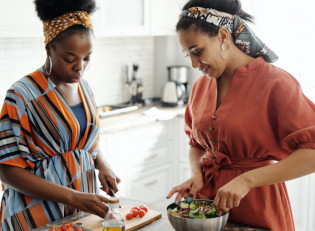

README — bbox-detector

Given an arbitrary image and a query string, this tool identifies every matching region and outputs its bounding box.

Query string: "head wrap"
[180,7,278,63]
[43,11,93,45]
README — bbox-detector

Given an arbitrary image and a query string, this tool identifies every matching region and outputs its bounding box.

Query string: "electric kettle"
[161,66,189,107]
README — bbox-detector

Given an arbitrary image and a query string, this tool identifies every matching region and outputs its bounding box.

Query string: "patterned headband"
[43,11,93,45]
[180,7,278,63]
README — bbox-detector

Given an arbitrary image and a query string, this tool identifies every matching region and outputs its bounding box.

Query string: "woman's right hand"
[69,191,109,218]
[166,174,204,202]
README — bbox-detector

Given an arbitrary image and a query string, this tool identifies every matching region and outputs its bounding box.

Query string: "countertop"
[99,104,186,133]
[34,197,269,231]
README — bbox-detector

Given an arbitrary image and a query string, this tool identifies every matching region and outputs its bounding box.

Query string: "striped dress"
[0,70,100,230]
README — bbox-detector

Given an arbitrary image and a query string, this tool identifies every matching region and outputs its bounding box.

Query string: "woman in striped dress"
[0,0,120,230]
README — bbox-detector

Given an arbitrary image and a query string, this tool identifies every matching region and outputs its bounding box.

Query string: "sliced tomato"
[60,223,71,231]
[139,205,148,213]
[130,208,139,217]
[126,212,133,220]
[75,228,84,231]
[131,206,139,211]
[139,209,146,217]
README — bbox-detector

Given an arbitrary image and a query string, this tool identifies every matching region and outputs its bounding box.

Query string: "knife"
[100,182,115,197]
[107,182,115,197]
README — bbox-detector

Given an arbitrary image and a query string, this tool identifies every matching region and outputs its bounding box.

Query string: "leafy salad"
[168,200,221,219]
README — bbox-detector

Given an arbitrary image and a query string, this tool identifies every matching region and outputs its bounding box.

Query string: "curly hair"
[34,0,96,21]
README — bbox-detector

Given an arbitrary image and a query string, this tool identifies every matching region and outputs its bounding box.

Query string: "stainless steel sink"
[98,104,139,118]
[98,98,161,118]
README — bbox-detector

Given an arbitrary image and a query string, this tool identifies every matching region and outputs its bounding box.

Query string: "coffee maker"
[161,66,189,107]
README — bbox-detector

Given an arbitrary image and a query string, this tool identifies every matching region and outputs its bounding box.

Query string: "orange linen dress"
[185,57,315,230]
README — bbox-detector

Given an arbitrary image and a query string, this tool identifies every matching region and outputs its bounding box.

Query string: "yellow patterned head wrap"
[43,11,93,45]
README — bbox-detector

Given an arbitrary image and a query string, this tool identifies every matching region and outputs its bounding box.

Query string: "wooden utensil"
[74,204,162,231]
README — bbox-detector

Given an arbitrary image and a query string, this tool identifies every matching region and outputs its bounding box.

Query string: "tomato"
[55,228,62,231]
[75,228,84,231]
[49,228,56,231]
[68,223,74,228]
[131,206,139,211]
[139,205,148,213]
[67,228,74,231]
[139,209,146,217]
[130,209,139,217]
[61,223,71,231]
[126,212,133,220]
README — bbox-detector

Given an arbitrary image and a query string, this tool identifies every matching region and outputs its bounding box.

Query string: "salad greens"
[168,200,220,219]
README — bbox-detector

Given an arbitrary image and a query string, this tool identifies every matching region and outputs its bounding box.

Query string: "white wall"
[0,36,156,107]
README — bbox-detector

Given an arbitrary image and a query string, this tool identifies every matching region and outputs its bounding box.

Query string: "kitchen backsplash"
[0,36,155,107]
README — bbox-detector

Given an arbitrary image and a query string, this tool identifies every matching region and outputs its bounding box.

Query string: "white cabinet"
[100,120,175,203]
[95,0,150,36]
[0,0,187,38]
[150,0,183,36]
[0,0,42,37]
[130,164,172,202]
[174,117,190,185]
[286,174,315,231]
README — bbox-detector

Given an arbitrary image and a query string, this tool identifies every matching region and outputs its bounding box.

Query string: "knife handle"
[108,182,115,197]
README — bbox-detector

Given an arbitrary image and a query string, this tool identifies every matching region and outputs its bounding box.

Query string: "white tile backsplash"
[0,36,155,107]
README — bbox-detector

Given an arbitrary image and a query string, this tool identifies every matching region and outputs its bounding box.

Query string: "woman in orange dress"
[0,0,120,230]
[167,1,315,230]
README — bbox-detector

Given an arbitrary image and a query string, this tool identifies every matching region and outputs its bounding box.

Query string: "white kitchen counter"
[99,104,186,133]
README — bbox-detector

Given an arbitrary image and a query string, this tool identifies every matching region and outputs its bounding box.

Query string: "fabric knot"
[202,151,273,185]
[179,7,278,63]
[43,11,93,45]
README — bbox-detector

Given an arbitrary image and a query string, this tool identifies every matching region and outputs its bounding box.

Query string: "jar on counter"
[103,197,125,231]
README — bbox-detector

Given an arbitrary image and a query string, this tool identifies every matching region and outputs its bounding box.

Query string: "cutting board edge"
[126,213,162,231]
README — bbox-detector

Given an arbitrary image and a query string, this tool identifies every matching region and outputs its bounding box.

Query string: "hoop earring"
[220,43,229,60]
[45,56,52,76]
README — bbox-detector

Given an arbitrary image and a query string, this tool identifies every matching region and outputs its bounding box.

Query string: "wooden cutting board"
[74,204,162,231]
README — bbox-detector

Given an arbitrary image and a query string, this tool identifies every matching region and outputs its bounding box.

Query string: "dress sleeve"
[0,86,31,168]
[268,73,315,153]
[184,87,206,151]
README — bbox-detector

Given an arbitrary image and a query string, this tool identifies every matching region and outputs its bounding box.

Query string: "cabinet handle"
[144,180,158,187]
[144,154,158,161]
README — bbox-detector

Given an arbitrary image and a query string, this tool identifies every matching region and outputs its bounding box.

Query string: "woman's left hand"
[98,164,121,194]
[95,147,121,195]
[213,175,252,214]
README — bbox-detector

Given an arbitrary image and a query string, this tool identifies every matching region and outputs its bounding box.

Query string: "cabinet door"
[178,163,190,184]
[150,0,182,36]
[176,117,190,162]
[150,0,189,36]
[286,174,315,231]
[129,164,172,203]
[103,130,132,198]
[130,120,173,154]
[131,141,172,169]
[97,0,150,36]
[0,0,42,37]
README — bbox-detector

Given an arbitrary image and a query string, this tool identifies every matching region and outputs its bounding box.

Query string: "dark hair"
[176,0,254,37]
[34,0,97,48]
